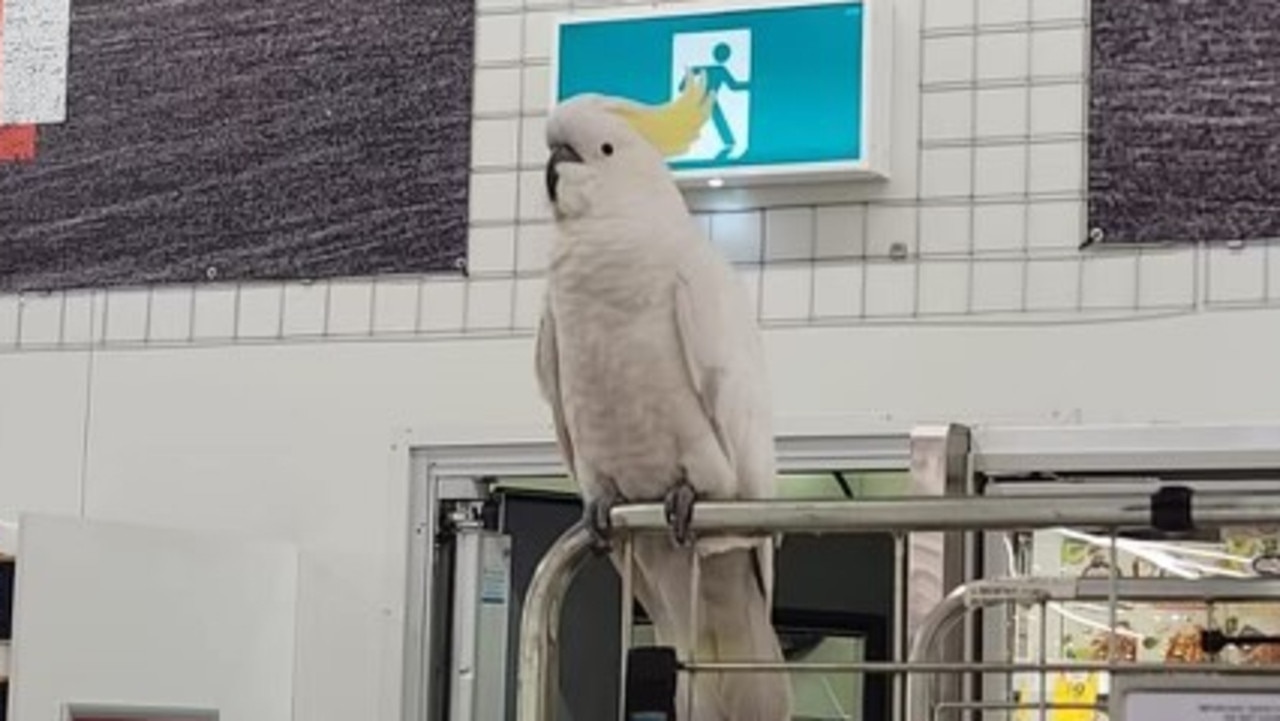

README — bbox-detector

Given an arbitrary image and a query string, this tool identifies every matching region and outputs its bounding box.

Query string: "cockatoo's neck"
[549,197,701,274]
[592,178,687,220]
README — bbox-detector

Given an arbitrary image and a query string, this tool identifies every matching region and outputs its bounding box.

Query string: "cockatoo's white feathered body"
[535,76,791,721]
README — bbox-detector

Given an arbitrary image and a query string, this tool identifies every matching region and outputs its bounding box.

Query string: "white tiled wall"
[1,0,1277,353]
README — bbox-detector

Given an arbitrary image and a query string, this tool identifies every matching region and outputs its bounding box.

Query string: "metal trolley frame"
[514,423,1280,721]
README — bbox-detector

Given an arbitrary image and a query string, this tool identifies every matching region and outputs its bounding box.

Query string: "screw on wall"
[1080,227,1105,250]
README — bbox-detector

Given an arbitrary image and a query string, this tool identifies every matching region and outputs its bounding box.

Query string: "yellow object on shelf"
[1049,672,1100,721]
[1014,672,1101,721]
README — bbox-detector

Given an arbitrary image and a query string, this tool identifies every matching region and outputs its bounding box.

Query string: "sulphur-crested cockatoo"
[535,72,791,721]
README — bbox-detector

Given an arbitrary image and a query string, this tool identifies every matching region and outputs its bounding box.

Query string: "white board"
[1113,675,1280,721]
[1,0,72,123]
[9,513,298,721]
[1126,690,1280,721]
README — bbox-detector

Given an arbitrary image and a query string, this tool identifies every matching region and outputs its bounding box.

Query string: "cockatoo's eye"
[601,143,614,157]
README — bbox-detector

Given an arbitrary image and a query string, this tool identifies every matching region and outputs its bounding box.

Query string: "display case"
[983,481,1280,721]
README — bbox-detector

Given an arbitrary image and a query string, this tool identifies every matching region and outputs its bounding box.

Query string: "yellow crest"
[609,70,713,157]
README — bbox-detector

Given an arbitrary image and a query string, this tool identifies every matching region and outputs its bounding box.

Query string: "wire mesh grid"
[1,0,1279,354]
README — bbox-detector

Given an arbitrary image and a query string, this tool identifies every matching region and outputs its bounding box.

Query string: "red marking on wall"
[0,0,40,163]
[0,125,37,161]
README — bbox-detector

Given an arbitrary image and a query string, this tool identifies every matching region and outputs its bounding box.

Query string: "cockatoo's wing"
[535,300,577,479]
[672,239,780,617]
[672,244,777,505]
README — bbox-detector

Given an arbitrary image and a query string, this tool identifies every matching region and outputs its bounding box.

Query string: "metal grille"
[516,493,1280,721]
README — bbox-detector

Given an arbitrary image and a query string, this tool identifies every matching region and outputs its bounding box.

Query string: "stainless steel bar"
[1206,599,1220,663]
[606,495,1280,535]
[516,523,593,721]
[932,699,1103,721]
[937,701,1103,711]
[1036,600,1047,721]
[893,533,908,721]
[678,660,1280,674]
[617,537,634,721]
[686,549,701,720]
[1107,529,1119,665]
[977,577,1280,603]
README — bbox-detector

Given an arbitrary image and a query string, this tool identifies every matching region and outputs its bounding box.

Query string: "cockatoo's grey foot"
[663,479,698,547]
[584,494,619,555]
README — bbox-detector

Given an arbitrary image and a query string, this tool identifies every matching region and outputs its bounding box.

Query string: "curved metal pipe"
[516,522,594,721]
[907,586,969,666]
[905,584,971,720]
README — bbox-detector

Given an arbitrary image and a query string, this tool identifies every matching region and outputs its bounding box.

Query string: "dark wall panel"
[0,0,473,292]
[1088,0,1280,244]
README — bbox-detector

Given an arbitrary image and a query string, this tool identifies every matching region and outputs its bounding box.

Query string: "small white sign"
[1127,691,1280,721]
[479,535,510,605]
[1114,676,1280,721]
[1,0,72,124]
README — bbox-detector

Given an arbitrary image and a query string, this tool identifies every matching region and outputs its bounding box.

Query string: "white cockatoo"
[535,72,792,721]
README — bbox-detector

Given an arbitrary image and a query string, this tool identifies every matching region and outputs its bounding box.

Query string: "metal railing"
[515,492,1280,721]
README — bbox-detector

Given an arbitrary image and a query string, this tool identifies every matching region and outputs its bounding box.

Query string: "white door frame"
[381,428,923,721]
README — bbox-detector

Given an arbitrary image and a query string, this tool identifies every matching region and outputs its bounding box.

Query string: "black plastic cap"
[1151,485,1194,533]
[624,646,679,719]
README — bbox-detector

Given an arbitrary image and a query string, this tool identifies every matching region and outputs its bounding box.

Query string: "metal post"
[892,533,908,721]
[908,424,972,719]
[907,425,972,639]
[618,538,635,721]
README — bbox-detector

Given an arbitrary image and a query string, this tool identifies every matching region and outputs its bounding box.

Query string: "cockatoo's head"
[544,71,712,220]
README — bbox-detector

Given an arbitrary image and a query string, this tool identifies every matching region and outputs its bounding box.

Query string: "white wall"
[4,307,1280,720]
[11,513,297,721]
[0,0,1276,719]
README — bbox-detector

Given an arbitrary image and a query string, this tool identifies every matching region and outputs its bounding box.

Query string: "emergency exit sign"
[550,0,893,186]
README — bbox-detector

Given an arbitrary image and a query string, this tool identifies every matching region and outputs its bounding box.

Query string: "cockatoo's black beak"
[545,144,583,203]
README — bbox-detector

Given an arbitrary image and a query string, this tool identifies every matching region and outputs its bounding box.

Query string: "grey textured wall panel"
[1088,0,1280,244]
[0,0,473,292]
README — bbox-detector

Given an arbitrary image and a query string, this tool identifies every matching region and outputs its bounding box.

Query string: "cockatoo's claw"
[664,481,698,547]
[584,496,615,555]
